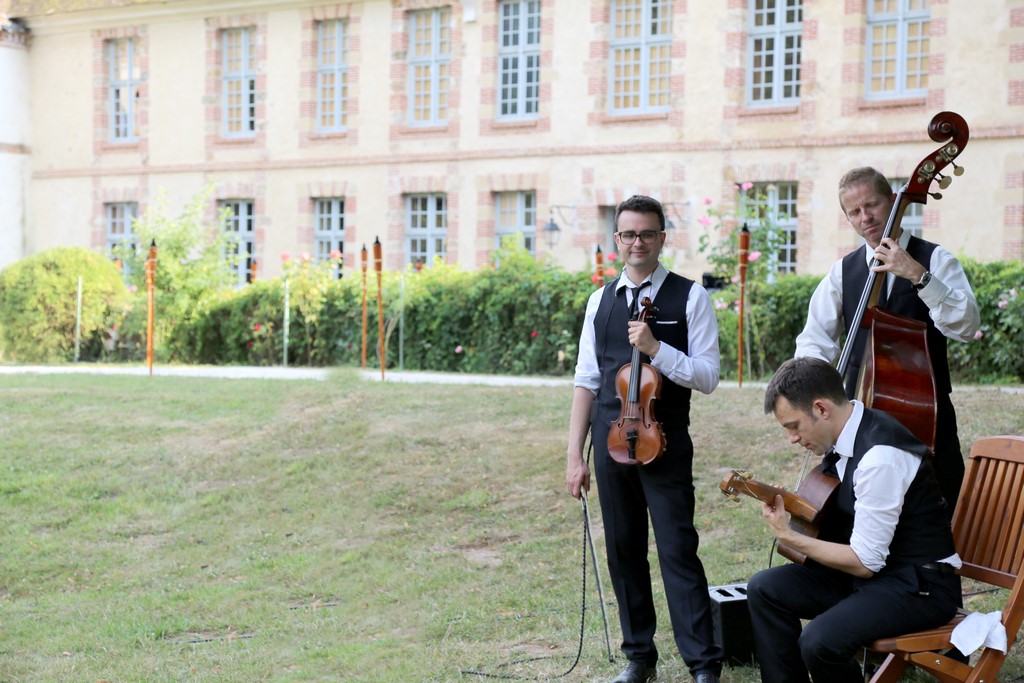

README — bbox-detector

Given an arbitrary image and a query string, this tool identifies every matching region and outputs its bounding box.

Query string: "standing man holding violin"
[795,167,980,518]
[565,195,723,683]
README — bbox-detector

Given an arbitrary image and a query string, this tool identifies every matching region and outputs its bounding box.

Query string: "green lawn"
[1,371,1022,682]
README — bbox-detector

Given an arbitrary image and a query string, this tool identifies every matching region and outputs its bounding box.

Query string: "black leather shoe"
[693,673,720,683]
[611,660,656,683]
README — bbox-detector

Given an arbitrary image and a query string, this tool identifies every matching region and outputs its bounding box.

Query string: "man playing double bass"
[795,167,980,518]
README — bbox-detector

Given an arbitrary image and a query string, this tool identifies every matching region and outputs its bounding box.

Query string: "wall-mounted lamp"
[543,204,577,249]
[543,216,561,248]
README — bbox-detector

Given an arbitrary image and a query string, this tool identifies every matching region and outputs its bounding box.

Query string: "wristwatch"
[913,271,932,291]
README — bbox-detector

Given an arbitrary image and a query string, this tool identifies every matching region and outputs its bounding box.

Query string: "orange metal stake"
[738,224,750,387]
[374,238,384,381]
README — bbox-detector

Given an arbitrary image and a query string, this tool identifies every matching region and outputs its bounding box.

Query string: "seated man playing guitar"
[747,357,961,683]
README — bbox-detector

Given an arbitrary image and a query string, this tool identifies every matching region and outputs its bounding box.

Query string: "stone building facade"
[2,0,1022,282]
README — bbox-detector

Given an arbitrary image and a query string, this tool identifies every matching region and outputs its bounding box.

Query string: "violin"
[836,111,969,452]
[608,297,667,465]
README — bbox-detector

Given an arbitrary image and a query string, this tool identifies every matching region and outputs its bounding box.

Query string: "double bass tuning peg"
[951,161,965,176]
[937,174,952,190]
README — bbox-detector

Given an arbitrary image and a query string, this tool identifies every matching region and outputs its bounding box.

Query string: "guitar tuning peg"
[930,191,943,200]
[938,175,952,189]
[952,162,965,176]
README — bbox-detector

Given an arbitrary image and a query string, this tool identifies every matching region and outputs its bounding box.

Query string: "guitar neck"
[721,475,819,523]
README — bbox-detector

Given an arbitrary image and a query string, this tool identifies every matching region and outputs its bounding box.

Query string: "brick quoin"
[1011,81,1024,106]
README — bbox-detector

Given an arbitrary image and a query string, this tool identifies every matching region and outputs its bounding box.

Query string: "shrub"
[711,274,820,380]
[115,188,236,362]
[949,259,1024,383]
[0,247,128,362]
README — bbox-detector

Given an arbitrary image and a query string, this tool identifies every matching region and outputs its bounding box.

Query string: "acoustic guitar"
[719,464,840,565]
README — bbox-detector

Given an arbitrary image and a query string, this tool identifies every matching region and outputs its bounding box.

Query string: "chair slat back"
[953,436,1024,589]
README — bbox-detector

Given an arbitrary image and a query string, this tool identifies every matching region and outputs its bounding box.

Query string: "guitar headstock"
[719,469,754,501]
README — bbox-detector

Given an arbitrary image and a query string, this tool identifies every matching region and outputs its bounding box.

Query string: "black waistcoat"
[826,408,955,566]
[841,236,951,397]
[592,273,693,429]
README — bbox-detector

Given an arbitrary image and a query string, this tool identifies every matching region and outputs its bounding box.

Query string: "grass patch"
[1,371,1022,681]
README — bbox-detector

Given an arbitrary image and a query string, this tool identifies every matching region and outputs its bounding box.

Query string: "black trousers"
[934,394,965,520]
[591,422,723,676]
[746,561,961,683]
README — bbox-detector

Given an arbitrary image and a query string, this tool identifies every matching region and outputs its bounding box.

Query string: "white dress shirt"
[833,401,961,573]
[795,231,980,363]
[573,263,720,395]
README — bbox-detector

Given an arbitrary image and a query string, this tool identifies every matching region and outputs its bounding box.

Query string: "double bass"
[837,111,970,452]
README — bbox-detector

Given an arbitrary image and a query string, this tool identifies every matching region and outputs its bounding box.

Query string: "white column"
[0,20,31,269]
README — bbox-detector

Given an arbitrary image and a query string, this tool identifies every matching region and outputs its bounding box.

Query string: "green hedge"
[0,247,128,362]
[2,244,1021,384]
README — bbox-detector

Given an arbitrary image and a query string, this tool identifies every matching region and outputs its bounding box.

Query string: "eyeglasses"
[615,230,662,245]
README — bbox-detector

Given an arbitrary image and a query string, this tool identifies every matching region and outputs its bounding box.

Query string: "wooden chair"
[868,435,1024,683]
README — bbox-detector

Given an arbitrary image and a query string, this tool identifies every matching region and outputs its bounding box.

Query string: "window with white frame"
[106,202,138,272]
[407,194,447,267]
[747,0,802,106]
[495,191,537,254]
[408,8,451,126]
[498,0,541,120]
[314,198,345,278]
[609,0,672,114]
[107,38,140,142]
[866,0,929,99]
[221,199,255,286]
[222,27,257,137]
[889,177,923,238]
[750,182,798,274]
[317,20,349,132]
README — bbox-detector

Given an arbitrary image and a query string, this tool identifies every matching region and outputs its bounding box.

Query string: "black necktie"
[629,282,651,319]
[877,273,890,309]
[822,447,840,478]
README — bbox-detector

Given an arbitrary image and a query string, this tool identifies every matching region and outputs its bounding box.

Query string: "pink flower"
[741,182,754,191]
[604,267,616,277]
[253,323,263,332]
[748,251,762,262]
[703,196,713,205]
[714,300,727,310]
[998,299,1009,310]
[111,323,118,330]
[698,215,712,227]
[455,345,463,354]
[329,249,342,260]
[1010,288,1018,298]
[974,330,984,340]
[280,251,292,263]
[731,276,739,284]
[531,330,539,338]
[247,340,254,347]
[606,252,617,262]
[129,285,138,293]
[590,273,602,284]
[301,252,312,262]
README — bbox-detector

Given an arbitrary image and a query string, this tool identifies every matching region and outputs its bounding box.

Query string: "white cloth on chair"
[950,611,1007,655]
